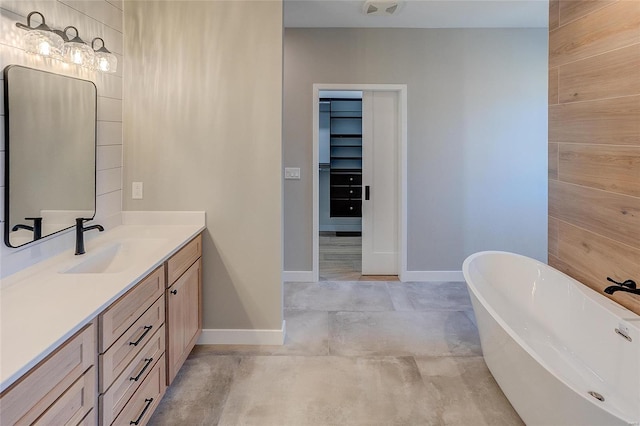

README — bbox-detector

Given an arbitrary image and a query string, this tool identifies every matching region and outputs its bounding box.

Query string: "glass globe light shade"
[91,38,117,73]
[94,52,117,72]
[62,26,94,67]
[16,12,64,58]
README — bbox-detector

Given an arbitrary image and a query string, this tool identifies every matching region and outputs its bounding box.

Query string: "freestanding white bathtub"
[463,251,640,426]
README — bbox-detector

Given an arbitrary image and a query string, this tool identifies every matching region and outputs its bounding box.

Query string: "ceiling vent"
[363,0,401,16]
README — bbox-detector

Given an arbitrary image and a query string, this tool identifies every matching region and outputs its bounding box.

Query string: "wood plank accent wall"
[548,0,640,316]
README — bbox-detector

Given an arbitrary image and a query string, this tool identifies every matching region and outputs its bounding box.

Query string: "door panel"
[362,91,399,275]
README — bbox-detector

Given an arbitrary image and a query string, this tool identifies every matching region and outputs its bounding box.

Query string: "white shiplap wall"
[0,0,123,278]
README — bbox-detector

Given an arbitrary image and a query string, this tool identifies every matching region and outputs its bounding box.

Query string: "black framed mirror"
[3,65,97,248]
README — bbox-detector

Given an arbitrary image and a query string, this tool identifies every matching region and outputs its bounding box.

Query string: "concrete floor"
[149,281,523,425]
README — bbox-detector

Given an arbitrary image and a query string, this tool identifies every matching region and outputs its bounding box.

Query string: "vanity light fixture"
[15,12,115,73]
[91,38,117,73]
[61,26,94,66]
[15,11,64,58]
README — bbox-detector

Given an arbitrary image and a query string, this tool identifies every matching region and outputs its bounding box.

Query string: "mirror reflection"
[4,65,96,248]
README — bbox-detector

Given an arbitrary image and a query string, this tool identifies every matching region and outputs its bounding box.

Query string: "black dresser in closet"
[326,99,362,218]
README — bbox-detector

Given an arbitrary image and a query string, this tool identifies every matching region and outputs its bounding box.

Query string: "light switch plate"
[284,167,301,180]
[132,182,143,199]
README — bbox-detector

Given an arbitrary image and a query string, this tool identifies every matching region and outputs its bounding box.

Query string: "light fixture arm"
[63,26,85,44]
[91,37,111,54]
[16,11,50,31]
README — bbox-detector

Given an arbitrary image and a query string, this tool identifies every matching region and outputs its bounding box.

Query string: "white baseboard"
[401,270,464,282]
[197,320,286,345]
[283,270,463,282]
[282,271,315,282]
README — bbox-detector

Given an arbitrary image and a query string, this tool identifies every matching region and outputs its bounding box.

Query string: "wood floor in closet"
[319,232,398,281]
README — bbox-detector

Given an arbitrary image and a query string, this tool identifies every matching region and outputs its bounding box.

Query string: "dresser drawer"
[100,266,165,352]
[100,296,165,392]
[100,325,165,426]
[112,354,166,426]
[167,235,202,285]
[0,322,96,426]
[330,200,362,217]
[331,186,362,199]
[33,366,96,426]
[330,172,361,186]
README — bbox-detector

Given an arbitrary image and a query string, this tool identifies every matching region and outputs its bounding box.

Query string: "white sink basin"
[61,239,167,274]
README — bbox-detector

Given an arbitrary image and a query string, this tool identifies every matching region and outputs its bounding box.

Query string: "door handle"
[365,186,370,201]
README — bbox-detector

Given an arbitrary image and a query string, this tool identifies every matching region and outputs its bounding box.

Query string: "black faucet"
[604,277,639,295]
[12,217,43,240]
[605,286,640,295]
[75,218,104,255]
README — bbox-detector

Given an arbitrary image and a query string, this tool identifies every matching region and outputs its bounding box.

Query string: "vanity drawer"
[78,408,97,426]
[0,322,96,426]
[166,234,202,285]
[112,354,166,426]
[100,325,165,426]
[100,266,165,352]
[33,366,96,426]
[100,296,165,391]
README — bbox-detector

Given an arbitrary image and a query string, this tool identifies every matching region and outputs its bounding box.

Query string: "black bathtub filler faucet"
[604,277,640,296]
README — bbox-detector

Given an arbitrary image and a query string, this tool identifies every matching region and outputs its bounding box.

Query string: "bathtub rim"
[462,250,640,424]
[463,251,640,323]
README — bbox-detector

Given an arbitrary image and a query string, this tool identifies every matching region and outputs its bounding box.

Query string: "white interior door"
[361,91,399,275]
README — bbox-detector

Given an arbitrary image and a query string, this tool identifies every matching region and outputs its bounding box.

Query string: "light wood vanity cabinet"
[0,322,97,426]
[0,233,203,426]
[98,266,167,426]
[98,233,202,424]
[166,235,202,385]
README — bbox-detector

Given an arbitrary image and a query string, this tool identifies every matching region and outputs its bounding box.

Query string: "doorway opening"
[312,84,408,282]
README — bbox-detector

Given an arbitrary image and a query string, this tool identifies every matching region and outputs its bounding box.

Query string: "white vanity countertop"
[0,213,205,392]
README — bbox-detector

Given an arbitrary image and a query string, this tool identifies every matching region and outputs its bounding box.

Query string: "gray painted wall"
[284,28,548,272]
[124,1,283,330]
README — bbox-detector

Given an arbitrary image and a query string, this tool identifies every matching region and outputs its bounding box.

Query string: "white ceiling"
[284,0,548,29]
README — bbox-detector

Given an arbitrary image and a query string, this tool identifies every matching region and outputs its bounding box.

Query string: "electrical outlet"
[132,182,143,199]
[284,167,301,180]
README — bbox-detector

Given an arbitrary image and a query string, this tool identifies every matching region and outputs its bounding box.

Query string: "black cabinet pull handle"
[130,358,154,382]
[365,186,370,200]
[171,289,178,295]
[130,398,154,425]
[129,325,153,346]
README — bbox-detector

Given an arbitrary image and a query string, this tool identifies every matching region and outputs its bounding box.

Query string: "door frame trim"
[312,83,408,282]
